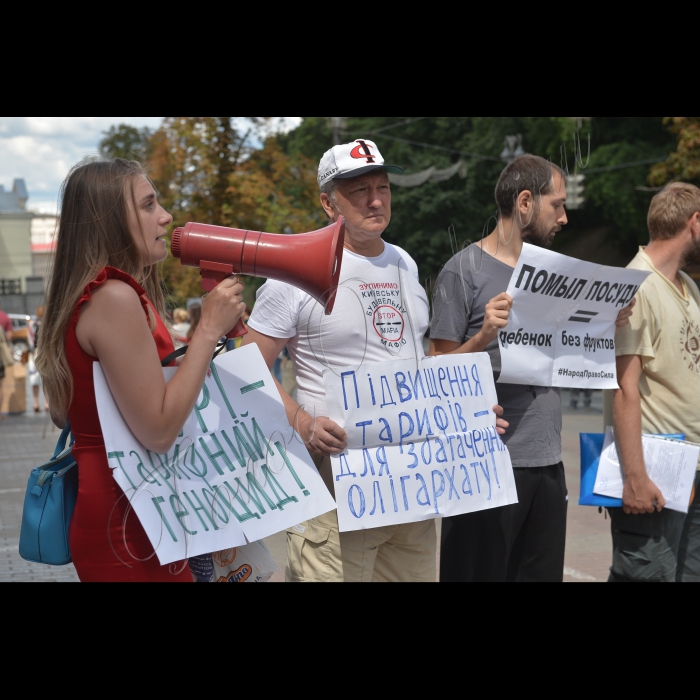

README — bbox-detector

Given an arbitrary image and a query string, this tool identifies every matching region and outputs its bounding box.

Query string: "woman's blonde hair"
[187,304,202,342]
[173,308,189,324]
[37,158,167,422]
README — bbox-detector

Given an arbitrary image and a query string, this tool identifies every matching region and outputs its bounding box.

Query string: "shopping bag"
[189,542,281,583]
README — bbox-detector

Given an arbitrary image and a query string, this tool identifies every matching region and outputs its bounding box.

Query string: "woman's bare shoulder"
[79,279,144,331]
[76,279,145,356]
[89,279,142,310]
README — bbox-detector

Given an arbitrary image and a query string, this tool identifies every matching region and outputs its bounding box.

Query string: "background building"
[0,179,47,314]
[31,216,57,286]
[0,179,33,293]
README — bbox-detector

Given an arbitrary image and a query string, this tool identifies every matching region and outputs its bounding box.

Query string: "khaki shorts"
[286,457,437,583]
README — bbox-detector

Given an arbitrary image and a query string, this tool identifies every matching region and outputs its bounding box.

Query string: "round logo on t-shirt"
[373,305,405,344]
[681,318,700,373]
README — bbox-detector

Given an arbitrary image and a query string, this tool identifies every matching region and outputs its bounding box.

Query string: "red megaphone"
[171,218,346,339]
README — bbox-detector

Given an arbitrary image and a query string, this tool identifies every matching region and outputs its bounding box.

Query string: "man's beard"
[520,214,560,249]
[683,238,700,267]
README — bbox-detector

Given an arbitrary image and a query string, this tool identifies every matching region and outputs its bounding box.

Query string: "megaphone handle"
[227,320,248,340]
[200,270,249,341]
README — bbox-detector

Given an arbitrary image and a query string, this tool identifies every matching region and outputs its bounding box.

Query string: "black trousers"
[441,464,568,583]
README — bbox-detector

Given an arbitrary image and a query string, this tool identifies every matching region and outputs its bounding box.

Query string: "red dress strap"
[72,266,150,321]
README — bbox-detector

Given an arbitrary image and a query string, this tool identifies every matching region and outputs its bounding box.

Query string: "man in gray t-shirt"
[432,245,563,469]
[431,155,633,583]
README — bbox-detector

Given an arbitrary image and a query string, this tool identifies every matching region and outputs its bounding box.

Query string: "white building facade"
[31,216,58,286]
[0,179,33,293]
[0,179,54,314]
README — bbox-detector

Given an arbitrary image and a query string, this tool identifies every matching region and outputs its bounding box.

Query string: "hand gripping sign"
[95,345,336,566]
[324,354,518,533]
[498,244,651,389]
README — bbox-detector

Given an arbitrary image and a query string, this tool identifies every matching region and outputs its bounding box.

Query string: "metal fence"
[0,280,21,296]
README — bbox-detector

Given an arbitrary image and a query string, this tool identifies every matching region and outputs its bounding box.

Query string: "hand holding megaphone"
[199,275,247,343]
[172,218,346,339]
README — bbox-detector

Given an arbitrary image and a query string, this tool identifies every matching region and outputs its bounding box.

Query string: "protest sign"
[95,345,337,566]
[594,428,699,514]
[498,244,651,389]
[324,353,518,533]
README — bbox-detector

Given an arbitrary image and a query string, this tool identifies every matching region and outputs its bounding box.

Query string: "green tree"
[571,117,676,253]
[99,124,153,162]
[100,117,677,305]
[102,117,321,307]
[650,117,700,186]
[280,117,675,281]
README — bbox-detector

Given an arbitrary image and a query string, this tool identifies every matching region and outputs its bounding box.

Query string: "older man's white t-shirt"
[248,243,430,418]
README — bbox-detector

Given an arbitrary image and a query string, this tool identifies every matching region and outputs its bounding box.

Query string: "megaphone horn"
[171,218,346,339]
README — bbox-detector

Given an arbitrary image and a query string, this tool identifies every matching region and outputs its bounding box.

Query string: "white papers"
[324,353,519,533]
[95,345,337,566]
[594,427,699,514]
[498,244,651,389]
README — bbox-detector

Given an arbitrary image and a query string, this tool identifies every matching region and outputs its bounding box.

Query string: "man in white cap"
[243,139,462,582]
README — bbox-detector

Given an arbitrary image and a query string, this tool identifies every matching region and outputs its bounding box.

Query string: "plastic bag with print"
[189,542,280,583]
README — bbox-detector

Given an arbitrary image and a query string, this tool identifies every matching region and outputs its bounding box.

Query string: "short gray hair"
[320,177,339,205]
[320,178,340,219]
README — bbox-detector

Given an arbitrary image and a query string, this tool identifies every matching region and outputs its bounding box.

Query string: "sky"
[0,117,301,214]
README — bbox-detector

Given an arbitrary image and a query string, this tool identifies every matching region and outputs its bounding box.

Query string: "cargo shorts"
[286,457,437,583]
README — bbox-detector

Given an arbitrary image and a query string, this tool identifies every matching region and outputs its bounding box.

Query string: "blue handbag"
[579,432,685,508]
[19,425,78,566]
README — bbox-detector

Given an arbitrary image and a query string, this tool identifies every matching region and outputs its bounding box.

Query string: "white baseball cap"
[318,139,404,188]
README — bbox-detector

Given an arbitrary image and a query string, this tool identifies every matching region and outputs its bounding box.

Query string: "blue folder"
[579,433,685,508]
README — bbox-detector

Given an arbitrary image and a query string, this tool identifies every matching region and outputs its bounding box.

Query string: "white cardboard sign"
[499,244,651,389]
[95,345,336,566]
[324,353,518,533]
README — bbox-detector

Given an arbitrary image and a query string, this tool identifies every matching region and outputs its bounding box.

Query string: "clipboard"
[579,432,686,508]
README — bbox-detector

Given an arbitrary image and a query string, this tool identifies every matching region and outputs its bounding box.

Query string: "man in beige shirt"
[610,182,700,583]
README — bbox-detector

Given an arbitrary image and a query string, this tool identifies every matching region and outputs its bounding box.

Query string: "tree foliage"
[650,117,700,186]
[281,117,674,281]
[99,124,153,162]
[100,117,682,303]
[101,117,320,307]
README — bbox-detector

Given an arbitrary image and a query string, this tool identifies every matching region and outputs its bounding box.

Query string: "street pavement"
[561,392,611,583]
[1,379,610,583]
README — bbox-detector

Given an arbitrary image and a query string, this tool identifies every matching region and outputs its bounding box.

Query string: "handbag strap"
[52,424,74,459]
[160,342,227,368]
[161,346,188,368]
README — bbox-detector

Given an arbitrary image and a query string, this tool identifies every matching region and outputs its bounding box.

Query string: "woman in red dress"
[37,159,246,582]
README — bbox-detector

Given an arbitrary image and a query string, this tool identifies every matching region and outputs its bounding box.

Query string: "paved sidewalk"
[1,382,611,583]
[561,391,611,583]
